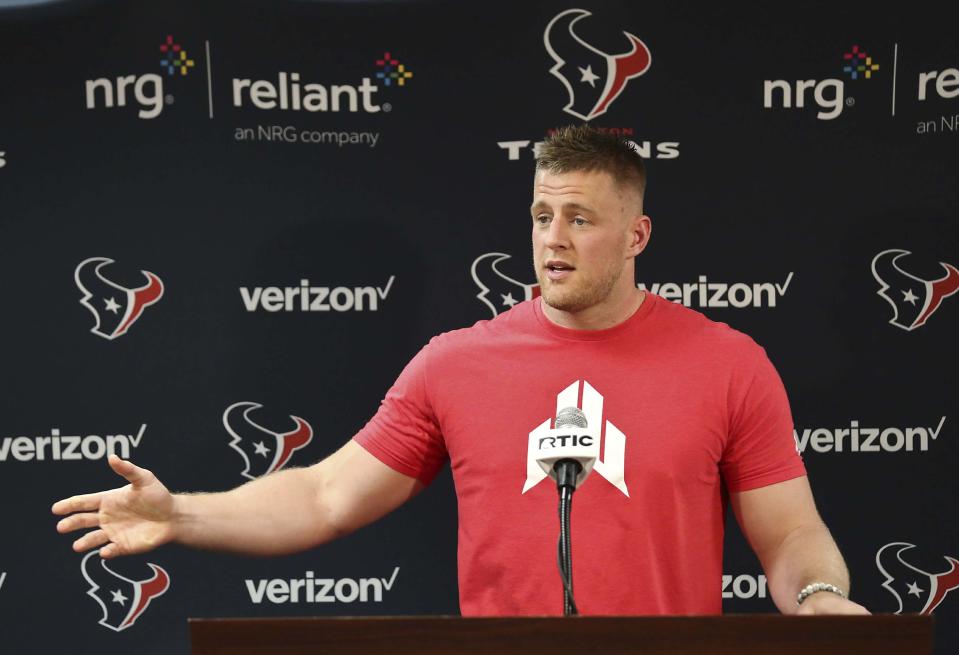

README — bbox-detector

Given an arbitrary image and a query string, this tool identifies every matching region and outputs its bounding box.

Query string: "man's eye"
[535,215,551,224]
[573,217,587,226]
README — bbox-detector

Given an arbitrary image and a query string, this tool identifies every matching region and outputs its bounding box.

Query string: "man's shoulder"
[649,294,764,355]
[426,299,537,354]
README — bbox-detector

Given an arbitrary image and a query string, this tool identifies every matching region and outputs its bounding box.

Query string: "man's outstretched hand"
[52,454,176,558]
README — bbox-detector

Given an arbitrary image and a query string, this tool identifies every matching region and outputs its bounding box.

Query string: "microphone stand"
[554,459,581,616]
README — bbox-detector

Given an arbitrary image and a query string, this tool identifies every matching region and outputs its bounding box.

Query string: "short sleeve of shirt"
[719,346,806,493]
[353,342,448,485]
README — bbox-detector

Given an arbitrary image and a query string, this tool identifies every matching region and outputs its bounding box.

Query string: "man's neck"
[542,289,647,331]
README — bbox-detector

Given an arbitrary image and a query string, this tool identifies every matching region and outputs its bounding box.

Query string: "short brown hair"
[535,124,646,199]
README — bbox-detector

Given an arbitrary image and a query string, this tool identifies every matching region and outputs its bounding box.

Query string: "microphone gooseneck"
[553,406,587,616]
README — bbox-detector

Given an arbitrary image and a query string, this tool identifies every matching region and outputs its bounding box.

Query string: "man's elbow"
[310,478,359,543]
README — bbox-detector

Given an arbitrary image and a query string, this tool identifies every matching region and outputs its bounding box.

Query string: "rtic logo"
[523,380,628,496]
[0,571,6,592]
[224,402,313,480]
[240,276,395,312]
[85,35,196,120]
[75,257,164,340]
[245,567,399,604]
[763,44,880,120]
[81,551,170,632]
[0,424,147,462]
[722,573,768,600]
[876,543,959,614]
[871,250,959,331]
[638,273,794,309]
[794,417,946,454]
[0,150,6,168]
[544,9,651,121]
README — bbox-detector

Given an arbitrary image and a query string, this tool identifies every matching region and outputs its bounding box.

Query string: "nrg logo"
[763,44,880,120]
[85,35,196,120]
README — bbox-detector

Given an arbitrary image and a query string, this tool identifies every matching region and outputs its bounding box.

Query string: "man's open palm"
[52,454,176,558]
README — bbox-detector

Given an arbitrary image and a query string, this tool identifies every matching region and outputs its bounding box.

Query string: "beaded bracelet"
[797,582,848,605]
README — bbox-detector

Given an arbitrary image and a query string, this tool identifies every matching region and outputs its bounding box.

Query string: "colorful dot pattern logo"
[375,52,413,87]
[159,35,195,77]
[842,45,879,80]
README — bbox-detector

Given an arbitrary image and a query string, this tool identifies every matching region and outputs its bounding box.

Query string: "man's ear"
[627,214,652,257]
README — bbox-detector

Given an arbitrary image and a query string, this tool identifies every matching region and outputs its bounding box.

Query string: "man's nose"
[544,219,569,249]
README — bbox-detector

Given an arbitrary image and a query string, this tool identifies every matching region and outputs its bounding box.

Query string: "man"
[54,125,868,616]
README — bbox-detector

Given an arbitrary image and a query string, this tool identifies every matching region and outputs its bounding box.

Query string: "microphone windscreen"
[556,406,587,429]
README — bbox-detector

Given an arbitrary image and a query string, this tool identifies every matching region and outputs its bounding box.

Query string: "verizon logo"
[245,567,399,604]
[637,273,794,308]
[794,417,946,454]
[240,277,395,312]
[722,574,768,599]
[0,424,147,462]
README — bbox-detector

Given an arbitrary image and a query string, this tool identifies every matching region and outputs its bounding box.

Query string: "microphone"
[535,406,596,616]
[533,406,598,490]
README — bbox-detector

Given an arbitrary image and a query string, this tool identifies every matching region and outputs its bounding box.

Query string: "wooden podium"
[190,615,933,655]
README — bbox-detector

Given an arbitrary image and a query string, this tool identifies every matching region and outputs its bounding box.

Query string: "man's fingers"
[108,453,151,486]
[99,543,122,559]
[53,456,149,515]
[51,491,106,516]
[73,529,111,553]
[57,512,101,534]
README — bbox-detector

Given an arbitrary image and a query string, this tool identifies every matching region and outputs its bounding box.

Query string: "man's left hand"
[796,592,871,615]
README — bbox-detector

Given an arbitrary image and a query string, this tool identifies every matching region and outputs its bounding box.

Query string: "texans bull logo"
[871,249,959,331]
[471,253,540,318]
[74,257,164,340]
[224,401,314,480]
[544,8,652,121]
[876,542,959,614]
[81,551,169,632]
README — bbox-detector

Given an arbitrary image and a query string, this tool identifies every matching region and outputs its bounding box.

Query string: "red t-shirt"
[354,294,805,615]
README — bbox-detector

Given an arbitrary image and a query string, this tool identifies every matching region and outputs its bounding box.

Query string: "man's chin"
[541,290,589,313]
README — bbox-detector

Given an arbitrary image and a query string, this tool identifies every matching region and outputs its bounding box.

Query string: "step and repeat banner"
[1,0,956,653]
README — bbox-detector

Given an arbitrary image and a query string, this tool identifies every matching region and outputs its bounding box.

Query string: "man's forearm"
[764,520,850,614]
[167,441,421,557]
[171,466,342,556]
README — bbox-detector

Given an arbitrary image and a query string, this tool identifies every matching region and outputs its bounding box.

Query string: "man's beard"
[535,260,625,313]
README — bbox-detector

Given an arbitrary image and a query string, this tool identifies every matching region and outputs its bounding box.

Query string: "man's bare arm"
[730,476,869,615]
[53,440,422,558]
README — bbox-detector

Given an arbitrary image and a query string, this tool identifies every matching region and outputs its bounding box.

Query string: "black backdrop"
[1,1,957,653]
